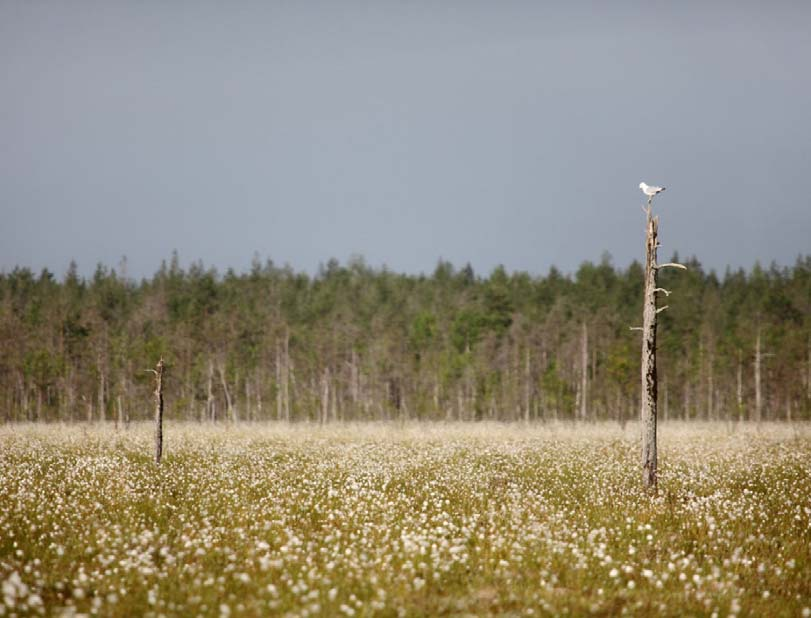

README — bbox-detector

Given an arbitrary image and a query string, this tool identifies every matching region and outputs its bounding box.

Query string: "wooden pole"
[153,357,165,464]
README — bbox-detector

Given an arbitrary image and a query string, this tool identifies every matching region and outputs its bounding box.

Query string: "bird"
[639,182,665,197]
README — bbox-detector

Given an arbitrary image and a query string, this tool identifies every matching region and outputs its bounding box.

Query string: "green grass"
[1,422,809,616]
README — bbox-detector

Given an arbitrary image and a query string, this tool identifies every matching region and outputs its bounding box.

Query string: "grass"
[1,421,810,616]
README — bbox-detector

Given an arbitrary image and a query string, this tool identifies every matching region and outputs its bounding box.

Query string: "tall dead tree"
[753,328,774,423]
[637,189,684,489]
[524,347,531,423]
[580,322,588,421]
[275,328,291,422]
[151,357,165,464]
[736,349,744,422]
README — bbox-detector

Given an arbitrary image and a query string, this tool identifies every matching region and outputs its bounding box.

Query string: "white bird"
[639,182,665,197]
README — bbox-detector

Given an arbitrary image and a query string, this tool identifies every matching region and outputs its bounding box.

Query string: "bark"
[255,370,263,421]
[638,199,685,482]
[350,349,360,406]
[640,202,659,489]
[524,347,531,424]
[580,321,588,421]
[98,364,106,423]
[153,357,165,464]
[207,358,215,422]
[281,328,290,421]
[707,347,714,421]
[737,349,744,422]
[755,329,762,423]
[330,373,338,422]
[320,367,330,424]
[245,379,253,422]
[275,342,282,421]
[807,338,810,402]
[218,359,237,422]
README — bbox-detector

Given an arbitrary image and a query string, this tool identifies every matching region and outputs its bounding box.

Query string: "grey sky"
[2,1,810,279]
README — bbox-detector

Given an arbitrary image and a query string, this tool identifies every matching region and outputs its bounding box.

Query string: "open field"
[1,422,810,616]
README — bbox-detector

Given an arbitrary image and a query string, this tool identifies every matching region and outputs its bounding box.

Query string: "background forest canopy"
[2,251,811,424]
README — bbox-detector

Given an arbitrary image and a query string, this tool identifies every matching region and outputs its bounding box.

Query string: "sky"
[2,1,810,280]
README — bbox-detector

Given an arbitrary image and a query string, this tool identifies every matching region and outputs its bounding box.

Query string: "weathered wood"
[206,358,215,422]
[755,330,762,422]
[580,322,588,421]
[640,200,659,489]
[524,347,531,424]
[737,349,744,422]
[218,360,237,422]
[153,357,165,464]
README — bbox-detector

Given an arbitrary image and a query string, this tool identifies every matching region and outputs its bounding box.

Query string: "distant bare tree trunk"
[737,349,744,422]
[580,322,588,421]
[275,342,282,421]
[320,367,330,424]
[524,347,531,423]
[245,379,253,422]
[807,338,811,402]
[639,195,684,490]
[218,360,237,422]
[349,349,360,411]
[153,357,165,464]
[207,358,215,422]
[98,361,106,423]
[330,373,338,422]
[281,328,291,422]
[255,369,263,421]
[707,348,715,421]
[755,330,763,424]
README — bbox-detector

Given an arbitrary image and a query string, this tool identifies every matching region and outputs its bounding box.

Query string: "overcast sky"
[2,1,810,280]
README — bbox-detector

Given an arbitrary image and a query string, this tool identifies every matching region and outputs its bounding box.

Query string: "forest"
[2,252,810,424]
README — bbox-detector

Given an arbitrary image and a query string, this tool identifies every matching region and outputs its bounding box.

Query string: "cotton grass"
[1,421,809,615]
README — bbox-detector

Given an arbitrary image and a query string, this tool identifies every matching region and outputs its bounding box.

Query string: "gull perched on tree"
[639,182,665,197]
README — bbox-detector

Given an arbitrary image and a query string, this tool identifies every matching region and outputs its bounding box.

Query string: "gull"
[639,182,665,197]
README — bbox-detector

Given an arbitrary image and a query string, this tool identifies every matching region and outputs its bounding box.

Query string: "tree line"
[2,252,809,424]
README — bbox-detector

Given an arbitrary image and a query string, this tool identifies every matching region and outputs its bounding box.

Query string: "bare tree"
[150,357,165,464]
[638,189,685,489]
[753,328,774,423]
[580,322,588,421]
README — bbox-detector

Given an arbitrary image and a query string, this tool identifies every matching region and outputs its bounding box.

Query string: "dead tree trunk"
[639,194,684,489]
[806,337,811,403]
[98,360,106,423]
[524,347,531,424]
[152,357,165,464]
[737,349,744,422]
[580,322,588,421]
[281,328,291,422]
[207,358,215,422]
[218,359,237,422]
[755,329,763,423]
[320,367,330,425]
